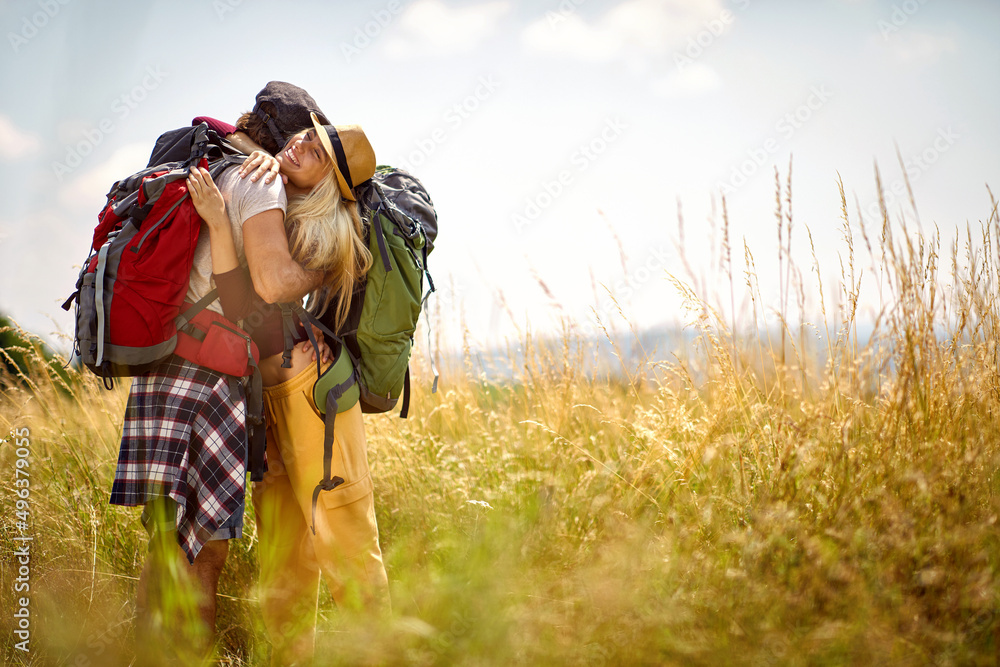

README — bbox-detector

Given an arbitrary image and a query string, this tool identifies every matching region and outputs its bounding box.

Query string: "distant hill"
[0,313,73,390]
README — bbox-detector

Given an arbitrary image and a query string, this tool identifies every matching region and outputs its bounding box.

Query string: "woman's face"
[276,128,332,193]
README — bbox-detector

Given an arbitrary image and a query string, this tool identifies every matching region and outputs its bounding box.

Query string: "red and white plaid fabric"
[110,356,247,562]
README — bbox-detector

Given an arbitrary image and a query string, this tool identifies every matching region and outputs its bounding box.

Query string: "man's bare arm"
[242,209,323,303]
[226,130,265,156]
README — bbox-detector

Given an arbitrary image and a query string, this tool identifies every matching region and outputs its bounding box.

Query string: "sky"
[0,0,998,358]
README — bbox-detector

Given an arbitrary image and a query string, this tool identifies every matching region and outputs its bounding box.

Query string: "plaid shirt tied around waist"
[110,356,247,562]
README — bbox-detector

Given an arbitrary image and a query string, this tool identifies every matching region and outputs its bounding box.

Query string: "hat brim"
[311,112,355,201]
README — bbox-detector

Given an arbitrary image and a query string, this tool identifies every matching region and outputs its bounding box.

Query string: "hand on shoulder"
[238,150,287,186]
[187,166,228,230]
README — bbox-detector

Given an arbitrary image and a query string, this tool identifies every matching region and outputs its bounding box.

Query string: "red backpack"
[62,123,246,385]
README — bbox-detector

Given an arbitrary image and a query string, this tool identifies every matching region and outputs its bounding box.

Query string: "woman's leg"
[253,420,322,665]
[307,405,390,611]
[262,360,390,611]
[114,357,250,661]
[135,498,233,660]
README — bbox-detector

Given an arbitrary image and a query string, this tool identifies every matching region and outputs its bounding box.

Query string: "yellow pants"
[252,362,389,664]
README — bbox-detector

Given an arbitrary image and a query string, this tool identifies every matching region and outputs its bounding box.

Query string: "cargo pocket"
[318,473,378,559]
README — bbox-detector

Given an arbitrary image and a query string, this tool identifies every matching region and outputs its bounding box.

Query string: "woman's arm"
[212,267,256,321]
[187,166,239,274]
[187,166,256,320]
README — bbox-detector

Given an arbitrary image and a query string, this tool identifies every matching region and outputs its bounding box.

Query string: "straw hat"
[309,112,375,201]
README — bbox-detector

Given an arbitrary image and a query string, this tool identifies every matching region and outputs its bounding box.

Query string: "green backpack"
[287,166,437,530]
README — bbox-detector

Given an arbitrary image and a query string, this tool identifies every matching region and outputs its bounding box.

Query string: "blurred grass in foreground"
[2,171,1000,665]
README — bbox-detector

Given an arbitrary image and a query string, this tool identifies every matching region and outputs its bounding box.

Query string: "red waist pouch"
[174,302,260,377]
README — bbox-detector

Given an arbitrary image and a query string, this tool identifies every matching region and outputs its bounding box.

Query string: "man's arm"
[242,209,323,303]
[226,130,266,156]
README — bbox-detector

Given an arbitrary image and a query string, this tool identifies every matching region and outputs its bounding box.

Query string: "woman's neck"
[285,182,308,197]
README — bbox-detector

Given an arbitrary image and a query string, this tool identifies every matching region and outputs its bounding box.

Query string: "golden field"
[2,172,999,665]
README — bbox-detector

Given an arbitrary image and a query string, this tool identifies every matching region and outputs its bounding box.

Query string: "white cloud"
[650,62,722,99]
[57,142,150,212]
[522,0,726,63]
[884,29,957,65]
[54,118,94,145]
[522,13,621,62]
[382,0,511,58]
[0,115,41,160]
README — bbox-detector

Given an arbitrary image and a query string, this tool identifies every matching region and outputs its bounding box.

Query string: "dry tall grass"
[2,172,999,665]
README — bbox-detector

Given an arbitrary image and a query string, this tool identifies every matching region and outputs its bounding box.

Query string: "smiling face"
[276,128,333,194]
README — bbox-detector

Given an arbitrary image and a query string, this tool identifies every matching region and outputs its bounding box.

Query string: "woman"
[190,112,391,664]
[108,86,361,654]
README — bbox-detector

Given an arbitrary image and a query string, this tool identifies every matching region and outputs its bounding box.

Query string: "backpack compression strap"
[373,188,439,397]
[245,350,265,481]
[372,217,392,273]
[93,238,114,369]
[298,318,356,534]
[174,288,218,330]
[279,304,298,369]
[418,243,439,395]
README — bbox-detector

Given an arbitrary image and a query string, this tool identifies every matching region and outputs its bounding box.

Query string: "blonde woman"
[188,113,389,665]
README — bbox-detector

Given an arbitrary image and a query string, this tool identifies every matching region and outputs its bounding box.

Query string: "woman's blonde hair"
[284,167,372,331]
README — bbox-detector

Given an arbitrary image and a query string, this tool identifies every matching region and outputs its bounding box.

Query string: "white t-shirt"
[186,167,287,314]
